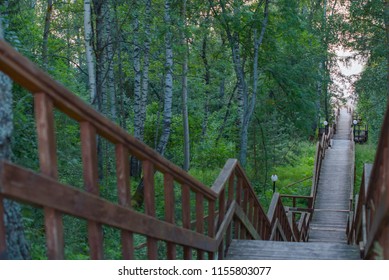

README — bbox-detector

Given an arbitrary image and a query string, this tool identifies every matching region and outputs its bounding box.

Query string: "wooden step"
[226,240,361,260]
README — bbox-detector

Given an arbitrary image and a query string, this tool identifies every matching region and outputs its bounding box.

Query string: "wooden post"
[234,176,242,239]
[115,144,133,259]
[225,174,234,251]
[181,184,192,259]
[196,193,204,259]
[80,122,104,259]
[143,160,157,260]
[34,93,64,259]
[248,198,254,230]
[207,200,215,260]
[164,173,176,259]
[241,185,249,239]
[217,188,225,257]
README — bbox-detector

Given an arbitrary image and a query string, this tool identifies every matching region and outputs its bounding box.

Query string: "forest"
[0,0,388,259]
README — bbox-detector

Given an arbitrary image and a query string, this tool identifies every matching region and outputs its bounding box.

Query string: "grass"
[257,141,316,209]
[354,142,376,194]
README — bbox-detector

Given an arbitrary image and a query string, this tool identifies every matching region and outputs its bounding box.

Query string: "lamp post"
[271,174,278,193]
[323,120,328,135]
[353,119,358,142]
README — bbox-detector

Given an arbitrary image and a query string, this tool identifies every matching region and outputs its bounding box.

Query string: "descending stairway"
[226,108,361,260]
[226,240,360,260]
[309,108,352,243]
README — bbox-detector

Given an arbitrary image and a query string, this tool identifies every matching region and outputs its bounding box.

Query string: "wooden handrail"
[0,40,304,260]
[348,97,389,258]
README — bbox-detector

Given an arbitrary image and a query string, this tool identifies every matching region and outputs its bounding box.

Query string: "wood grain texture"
[80,122,103,259]
[143,160,157,259]
[181,184,192,259]
[0,162,216,252]
[34,93,64,260]
[164,173,176,259]
[226,240,361,260]
[115,144,133,259]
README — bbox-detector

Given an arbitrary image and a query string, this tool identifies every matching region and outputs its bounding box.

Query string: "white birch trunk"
[0,6,30,259]
[181,0,190,171]
[83,0,96,105]
[156,0,173,156]
[140,0,151,141]
[105,8,116,121]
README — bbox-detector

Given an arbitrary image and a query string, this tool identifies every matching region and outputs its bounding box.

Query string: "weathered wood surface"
[309,108,352,243]
[226,240,360,260]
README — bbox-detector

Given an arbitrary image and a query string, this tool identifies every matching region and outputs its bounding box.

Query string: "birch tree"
[210,0,270,166]
[240,0,270,166]
[0,2,30,259]
[131,0,151,177]
[84,0,96,104]
[181,0,190,171]
[156,0,174,156]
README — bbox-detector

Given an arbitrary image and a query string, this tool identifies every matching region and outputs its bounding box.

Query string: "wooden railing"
[0,40,301,259]
[348,98,389,259]
[310,123,334,208]
[279,111,337,242]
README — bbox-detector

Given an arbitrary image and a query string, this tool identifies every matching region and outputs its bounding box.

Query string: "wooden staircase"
[0,40,389,260]
[309,108,353,243]
[226,240,360,260]
[227,109,361,259]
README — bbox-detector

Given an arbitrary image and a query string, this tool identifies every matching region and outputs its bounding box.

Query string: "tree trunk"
[131,0,151,178]
[156,0,173,156]
[131,2,142,177]
[92,0,108,180]
[140,0,151,142]
[239,0,269,166]
[113,2,125,128]
[42,0,53,70]
[132,0,173,207]
[84,0,96,104]
[385,0,389,96]
[181,0,190,171]
[105,12,116,121]
[0,11,30,259]
[201,34,210,140]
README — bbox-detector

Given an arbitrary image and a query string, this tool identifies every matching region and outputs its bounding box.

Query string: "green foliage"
[354,143,376,194]
[258,141,316,208]
[6,0,375,259]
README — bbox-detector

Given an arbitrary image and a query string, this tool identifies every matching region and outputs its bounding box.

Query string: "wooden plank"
[143,160,157,260]
[0,195,6,258]
[226,240,361,260]
[181,184,192,259]
[240,186,248,239]
[218,189,225,228]
[207,200,215,260]
[80,122,103,259]
[34,93,64,260]
[227,173,234,205]
[196,193,204,259]
[215,201,237,260]
[211,159,237,194]
[234,204,261,240]
[164,173,176,259]
[226,175,234,247]
[0,162,216,252]
[115,144,133,260]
